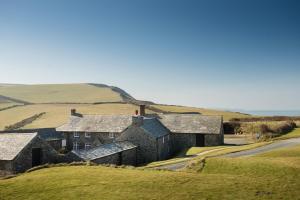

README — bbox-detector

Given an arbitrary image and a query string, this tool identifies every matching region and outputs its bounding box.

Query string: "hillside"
[0,84,126,104]
[0,83,251,130]
[1,144,300,200]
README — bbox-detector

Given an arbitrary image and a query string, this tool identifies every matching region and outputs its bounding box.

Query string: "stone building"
[71,141,137,165]
[117,116,171,164]
[0,132,59,173]
[158,114,224,153]
[56,106,224,165]
[56,111,132,151]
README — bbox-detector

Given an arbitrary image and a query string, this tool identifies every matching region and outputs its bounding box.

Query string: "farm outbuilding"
[71,141,137,166]
[0,132,59,173]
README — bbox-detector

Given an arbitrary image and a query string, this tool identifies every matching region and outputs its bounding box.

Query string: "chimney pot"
[140,105,146,116]
[71,109,76,116]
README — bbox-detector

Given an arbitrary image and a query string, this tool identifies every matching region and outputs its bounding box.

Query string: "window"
[73,142,79,151]
[74,132,80,138]
[62,139,66,147]
[162,136,165,144]
[85,143,91,150]
[85,132,91,138]
[109,132,115,139]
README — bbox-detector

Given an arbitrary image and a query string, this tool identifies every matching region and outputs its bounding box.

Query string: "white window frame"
[85,132,91,138]
[109,132,115,139]
[73,142,79,151]
[85,143,91,150]
[74,132,80,138]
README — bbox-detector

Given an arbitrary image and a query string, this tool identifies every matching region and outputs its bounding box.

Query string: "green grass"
[1,146,300,199]
[274,128,300,140]
[0,103,21,110]
[152,104,250,121]
[0,84,122,103]
[0,103,149,130]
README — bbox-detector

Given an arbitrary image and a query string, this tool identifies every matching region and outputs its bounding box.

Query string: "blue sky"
[0,0,299,110]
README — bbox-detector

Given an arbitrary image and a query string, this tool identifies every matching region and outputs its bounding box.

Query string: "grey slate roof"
[0,132,37,160]
[158,114,222,134]
[140,118,169,138]
[72,141,137,161]
[56,115,133,133]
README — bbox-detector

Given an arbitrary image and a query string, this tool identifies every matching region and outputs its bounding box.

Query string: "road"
[155,137,300,171]
[222,137,300,158]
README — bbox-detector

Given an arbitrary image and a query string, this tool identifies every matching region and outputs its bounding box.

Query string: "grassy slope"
[152,104,250,121]
[1,146,300,200]
[0,84,122,103]
[0,103,20,110]
[274,128,300,140]
[0,104,147,130]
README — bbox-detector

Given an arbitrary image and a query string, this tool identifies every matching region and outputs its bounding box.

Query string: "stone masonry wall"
[12,137,59,173]
[117,126,157,164]
[64,132,121,151]
[171,133,196,154]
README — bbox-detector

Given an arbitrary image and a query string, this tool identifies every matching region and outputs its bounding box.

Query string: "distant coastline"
[241,110,300,117]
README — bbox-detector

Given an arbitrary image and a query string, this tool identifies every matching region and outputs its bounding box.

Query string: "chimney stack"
[140,105,146,116]
[71,109,76,116]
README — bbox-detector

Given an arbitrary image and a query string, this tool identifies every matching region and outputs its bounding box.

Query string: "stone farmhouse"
[56,106,224,165]
[0,105,224,172]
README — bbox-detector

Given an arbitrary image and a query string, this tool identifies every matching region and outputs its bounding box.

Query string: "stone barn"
[0,133,59,173]
[158,114,224,153]
[117,116,171,164]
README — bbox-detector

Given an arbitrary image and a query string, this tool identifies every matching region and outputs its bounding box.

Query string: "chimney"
[71,109,76,116]
[132,116,143,126]
[139,105,146,116]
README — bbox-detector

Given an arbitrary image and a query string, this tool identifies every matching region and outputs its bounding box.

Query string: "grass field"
[1,145,300,200]
[0,84,123,103]
[152,104,250,121]
[275,128,300,140]
[0,103,21,110]
[0,103,146,130]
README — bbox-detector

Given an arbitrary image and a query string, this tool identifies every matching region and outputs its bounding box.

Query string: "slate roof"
[140,118,169,138]
[158,114,222,134]
[72,141,137,161]
[56,115,133,133]
[0,132,37,161]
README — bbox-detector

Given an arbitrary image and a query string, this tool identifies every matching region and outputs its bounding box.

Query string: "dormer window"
[74,132,80,138]
[85,132,91,138]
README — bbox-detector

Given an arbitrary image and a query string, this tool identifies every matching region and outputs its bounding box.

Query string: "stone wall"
[64,132,121,151]
[171,133,196,154]
[46,139,62,151]
[0,160,13,172]
[157,135,171,160]
[204,134,223,146]
[91,148,137,166]
[117,126,157,164]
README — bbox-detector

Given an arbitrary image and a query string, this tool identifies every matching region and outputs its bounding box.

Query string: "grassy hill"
[1,145,299,200]
[0,84,124,104]
[0,83,253,130]
[151,104,250,121]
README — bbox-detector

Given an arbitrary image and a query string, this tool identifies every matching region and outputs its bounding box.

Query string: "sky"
[0,0,299,110]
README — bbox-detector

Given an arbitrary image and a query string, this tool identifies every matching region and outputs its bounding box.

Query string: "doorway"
[196,135,205,147]
[32,148,42,167]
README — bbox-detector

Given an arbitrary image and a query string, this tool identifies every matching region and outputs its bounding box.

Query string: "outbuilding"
[0,132,58,173]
